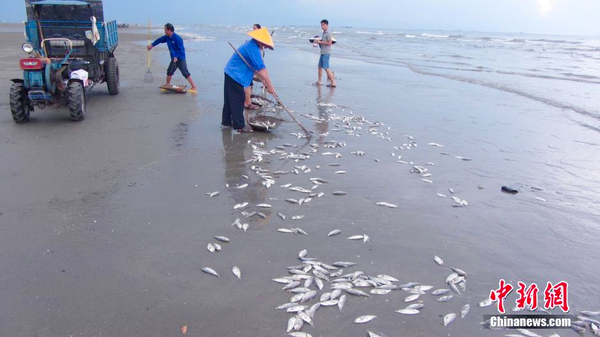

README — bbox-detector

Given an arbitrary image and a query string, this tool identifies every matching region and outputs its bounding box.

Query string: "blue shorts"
[318,54,330,69]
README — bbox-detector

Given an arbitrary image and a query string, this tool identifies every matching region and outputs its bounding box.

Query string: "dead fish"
[286,305,308,313]
[257,203,272,208]
[233,202,248,210]
[292,215,305,220]
[319,299,339,307]
[461,304,470,318]
[213,243,222,251]
[201,267,219,277]
[437,295,453,302]
[375,201,398,208]
[338,294,347,311]
[422,173,432,177]
[287,316,298,333]
[278,228,293,233]
[396,308,420,315]
[277,213,286,220]
[232,266,241,279]
[455,156,472,161]
[235,183,248,189]
[407,303,425,310]
[206,191,220,198]
[444,313,456,326]
[450,267,467,277]
[335,170,346,174]
[307,303,321,318]
[354,315,377,324]
[333,191,347,196]
[348,235,365,240]
[242,223,249,231]
[448,188,455,194]
[293,227,308,235]
[377,274,399,282]
[345,288,370,297]
[581,311,600,317]
[298,311,314,326]
[283,281,301,290]
[214,236,230,243]
[479,298,493,307]
[445,273,459,284]
[367,331,385,337]
[432,289,451,296]
[281,183,292,188]
[327,229,342,236]
[207,243,216,253]
[434,256,444,265]
[287,332,312,337]
[286,199,299,204]
[298,249,308,259]
[436,193,446,198]
[333,261,356,268]
[371,289,391,295]
[422,179,433,183]
[404,294,420,302]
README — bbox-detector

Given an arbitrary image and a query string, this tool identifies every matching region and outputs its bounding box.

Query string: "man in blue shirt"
[147,23,198,92]
[222,28,276,133]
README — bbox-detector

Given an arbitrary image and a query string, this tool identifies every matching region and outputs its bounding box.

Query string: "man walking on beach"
[222,28,276,133]
[147,23,198,92]
[315,19,336,87]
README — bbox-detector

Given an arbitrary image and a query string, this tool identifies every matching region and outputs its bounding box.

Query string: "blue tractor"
[10,0,119,122]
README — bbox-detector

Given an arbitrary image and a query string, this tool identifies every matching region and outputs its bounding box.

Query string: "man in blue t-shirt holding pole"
[147,23,198,92]
[222,28,276,133]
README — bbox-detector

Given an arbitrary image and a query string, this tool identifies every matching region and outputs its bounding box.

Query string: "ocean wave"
[405,35,417,38]
[449,35,464,38]
[422,33,449,38]
[479,37,493,41]
[179,32,216,42]
[508,39,526,43]
[531,39,581,45]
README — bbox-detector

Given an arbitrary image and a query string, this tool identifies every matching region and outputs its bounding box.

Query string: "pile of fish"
[197,100,597,336]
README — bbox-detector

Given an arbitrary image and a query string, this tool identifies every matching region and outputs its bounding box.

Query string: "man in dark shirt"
[147,23,198,92]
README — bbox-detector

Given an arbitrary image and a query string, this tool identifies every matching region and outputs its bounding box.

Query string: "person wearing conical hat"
[244,23,262,111]
[222,27,276,133]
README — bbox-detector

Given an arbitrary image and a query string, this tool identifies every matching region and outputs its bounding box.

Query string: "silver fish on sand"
[479,298,494,307]
[327,229,341,236]
[278,213,286,220]
[404,294,420,302]
[396,308,420,315]
[201,267,219,277]
[232,266,241,279]
[235,183,248,189]
[291,215,305,220]
[432,289,450,296]
[444,313,457,326]
[233,202,248,210]
[214,236,230,243]
[287,333,312,337]
[437,295,453,302]
[434,255,444,265]
[338,294,347,311]
[332,191,347,196]
[207,243,215,253]
[334,170,346,174]
[354,315,377,324]
[257,203,272,208]
[206,191,220,197]
[375,201,398,208]
[461,304,470,318]
[348,235,365,240]
[278,228,293,233]
[213,243,221,251]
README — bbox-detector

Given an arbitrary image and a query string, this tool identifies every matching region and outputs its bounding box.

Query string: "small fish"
[422,173,432,177]
[396,308,420,315]
[298,249,308,258]
[448,188,455,194]
[287,316,298,333]
[332,191,347,196]
[422,179,433,183]
[581,311,600,317]
[293,227,308,235]
[286,198,299,204]
[338,295,347,311]
[327,229,342,236]
[443,313,456,326]
[319,299,339,306]
[437,295,453,302]
[287,332,312,337]
[479,298,493,307]
[367,332,384,337]
[242,223,249,231]
[291,215,305,220]
[213,243,222,251]
[407,303,425,310]
[461,304,470,318]
[348,235,364,240]
[330,289,342,300]
[214,236,230,243]
[307,303,321,318]
[445,273,459,284]
[201,267,219,277]
[354,315,377,324]
[432,289,451,296]
[278,228,293,233]
[375,201,398,208]
[334,171,346,174]
[277,213,286,220]
[232,266,241,279]
[257,203,272,208]
[207,243,215,253]
[281,183,292,188]
[436,193,446,198]
[404,294,420,302]
[371,289,391,295]
[286,305,308,313]
[233,202,248,210]
[235,183,248,189]
[434,256,444,265]
[345,288,370,297]
[298,311,314,326]
[206,191,220,198]
[333,261,356,268]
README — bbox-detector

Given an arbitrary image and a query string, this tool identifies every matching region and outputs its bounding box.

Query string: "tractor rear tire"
[106,57,119,95]
[9,82,30,123]
[68,81,86,121]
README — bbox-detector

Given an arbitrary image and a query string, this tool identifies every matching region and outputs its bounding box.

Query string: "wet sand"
[0,25,599,336]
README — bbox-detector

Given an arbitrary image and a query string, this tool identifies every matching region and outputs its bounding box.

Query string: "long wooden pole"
[228,42,311,139]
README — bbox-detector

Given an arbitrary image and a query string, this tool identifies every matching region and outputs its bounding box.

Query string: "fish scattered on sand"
[214,236,230,243]
[444,313,456,326]
[375,202,398,208]
[434,256,444,265]
[461,304,470,318]
[232,266,241,279]
[354,315,377,324]
[201,267,219,277]
[206,191,220,197]
[327,229,342,236]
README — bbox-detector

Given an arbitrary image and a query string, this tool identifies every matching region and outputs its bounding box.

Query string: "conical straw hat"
[247,28,274,50]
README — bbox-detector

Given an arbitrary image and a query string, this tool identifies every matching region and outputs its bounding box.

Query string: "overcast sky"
[2,0,598,36]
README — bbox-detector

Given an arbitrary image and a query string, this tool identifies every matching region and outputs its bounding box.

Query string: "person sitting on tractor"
[147,23,198,92]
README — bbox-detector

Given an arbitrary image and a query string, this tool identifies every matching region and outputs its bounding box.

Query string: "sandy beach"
[0,24,599,336]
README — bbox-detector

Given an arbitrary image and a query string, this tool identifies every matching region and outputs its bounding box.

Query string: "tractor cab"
[10,0,119,122]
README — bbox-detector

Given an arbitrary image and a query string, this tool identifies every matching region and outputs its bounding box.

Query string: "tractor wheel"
[9,82,30,123]
[106,57,119,95]
[68,81,86,121]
